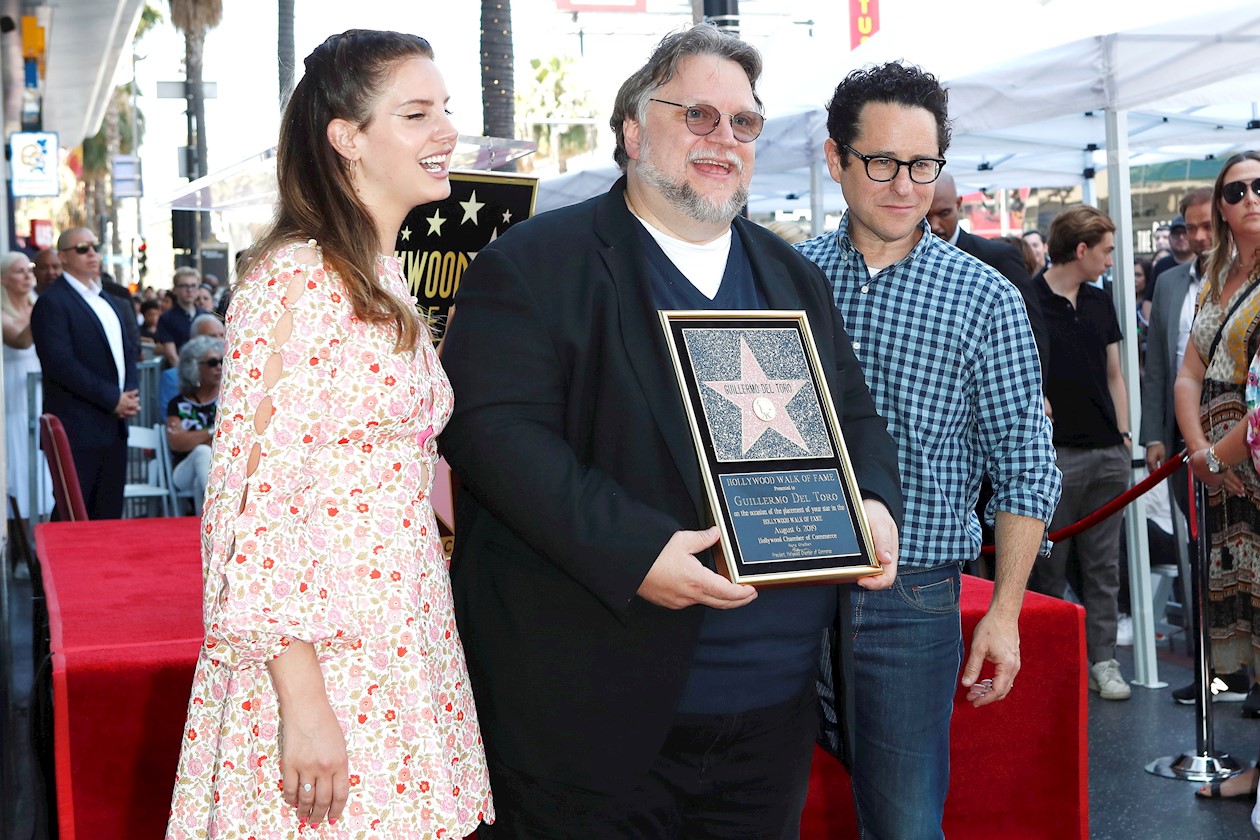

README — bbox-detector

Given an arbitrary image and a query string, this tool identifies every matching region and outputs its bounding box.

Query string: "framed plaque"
[660,311,880,585]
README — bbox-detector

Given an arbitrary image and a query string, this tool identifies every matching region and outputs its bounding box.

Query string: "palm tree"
[278,0,295,107]
[169,0,223,251]
[480,0,514,141]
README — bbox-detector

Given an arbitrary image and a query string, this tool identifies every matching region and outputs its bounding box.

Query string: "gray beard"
[636,154,749,226]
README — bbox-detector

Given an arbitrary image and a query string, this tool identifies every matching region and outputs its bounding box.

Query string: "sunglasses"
[200,358,223,368]
[59,242,100,255]
[648,98,764,143]
[1223,178,1260,206]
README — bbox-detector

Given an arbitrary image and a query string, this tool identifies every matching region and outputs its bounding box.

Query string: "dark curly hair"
[825,62,952,167]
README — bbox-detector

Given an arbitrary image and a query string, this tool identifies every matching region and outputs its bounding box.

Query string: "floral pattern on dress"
[166,241,492,839]
[1191,279,1260,672]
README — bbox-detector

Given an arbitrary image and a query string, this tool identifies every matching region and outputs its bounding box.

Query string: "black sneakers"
[1243,685,1260,718]
[1172,671,1250,705]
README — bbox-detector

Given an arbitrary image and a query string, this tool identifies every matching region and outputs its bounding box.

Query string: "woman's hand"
[1189,448,1246,496]
[278,697,350,827]
[267,640,350,827]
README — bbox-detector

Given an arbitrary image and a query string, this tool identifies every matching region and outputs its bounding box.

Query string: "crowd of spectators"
[0,240,229,530]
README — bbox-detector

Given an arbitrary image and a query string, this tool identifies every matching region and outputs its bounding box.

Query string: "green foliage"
[517,55,594,168]
[136,4,163,40]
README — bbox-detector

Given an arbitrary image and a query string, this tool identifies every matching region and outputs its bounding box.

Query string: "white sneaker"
[1116,614,1133,647]
[1089,659,1132,700]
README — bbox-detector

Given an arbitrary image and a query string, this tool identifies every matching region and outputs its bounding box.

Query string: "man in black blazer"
[31,227,140,519]
[928,171,1048,371]
[441,24,902,838]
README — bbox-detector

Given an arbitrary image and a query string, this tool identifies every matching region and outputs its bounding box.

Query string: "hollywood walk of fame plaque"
[660,311,880,585]
[395,170,538,343]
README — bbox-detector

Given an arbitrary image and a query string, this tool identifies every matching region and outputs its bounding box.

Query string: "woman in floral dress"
[166,30,492,838]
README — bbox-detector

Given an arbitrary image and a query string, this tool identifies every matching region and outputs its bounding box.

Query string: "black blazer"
[955,228,1049,374]
[440,178,902,793]
[31,276,139,450]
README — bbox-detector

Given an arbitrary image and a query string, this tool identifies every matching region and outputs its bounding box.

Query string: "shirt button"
[861,285,869,294]
[853,342,862,350]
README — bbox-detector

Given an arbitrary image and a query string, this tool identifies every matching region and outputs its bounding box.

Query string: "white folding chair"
[124,424,173,517]
[157,428,200,515]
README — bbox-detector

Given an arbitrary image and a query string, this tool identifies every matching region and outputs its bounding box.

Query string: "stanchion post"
[1146,480,1242,781]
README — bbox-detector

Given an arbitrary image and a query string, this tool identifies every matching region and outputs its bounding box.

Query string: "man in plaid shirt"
[795,62,1061,839]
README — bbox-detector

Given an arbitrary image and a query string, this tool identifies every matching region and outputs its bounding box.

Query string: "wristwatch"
[1205,446,1226,475]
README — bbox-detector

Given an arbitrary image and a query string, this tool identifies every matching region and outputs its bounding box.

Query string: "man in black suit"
[928,171,1049,577]
[31,227,140,519]
[928,171,1048,370]
[441,24,902,838]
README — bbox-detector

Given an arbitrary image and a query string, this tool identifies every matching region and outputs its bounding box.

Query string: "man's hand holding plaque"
[636,527,759,610]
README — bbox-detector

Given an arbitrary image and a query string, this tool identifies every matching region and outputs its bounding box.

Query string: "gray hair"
[177,335,225,394]
[190,312,224,335]
[609,23,762,171]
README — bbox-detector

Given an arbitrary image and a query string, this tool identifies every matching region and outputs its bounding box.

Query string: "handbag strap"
[1206,272,1260,364]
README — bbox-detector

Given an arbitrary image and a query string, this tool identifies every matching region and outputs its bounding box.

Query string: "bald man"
[927,171,1047,372]
[33,249,62,295]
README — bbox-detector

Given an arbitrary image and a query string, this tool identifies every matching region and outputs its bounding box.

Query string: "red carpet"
[38,519,1085,839]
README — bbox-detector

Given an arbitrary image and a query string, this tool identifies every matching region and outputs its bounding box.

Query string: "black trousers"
[61,440,127,520]
[479,686,818,840]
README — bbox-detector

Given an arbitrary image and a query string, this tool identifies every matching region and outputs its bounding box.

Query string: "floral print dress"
[166,242,492,839]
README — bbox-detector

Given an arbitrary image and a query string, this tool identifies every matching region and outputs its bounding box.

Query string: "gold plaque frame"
[660,310,880,585]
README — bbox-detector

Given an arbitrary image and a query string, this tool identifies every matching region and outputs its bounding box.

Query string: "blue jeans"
[849,563,962,840]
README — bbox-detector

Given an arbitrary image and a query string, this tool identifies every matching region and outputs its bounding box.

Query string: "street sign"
[10,131,59,197]
[156,81,217,98]
[112,154,143,198]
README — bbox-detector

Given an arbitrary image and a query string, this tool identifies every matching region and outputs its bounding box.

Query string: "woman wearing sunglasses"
[165,335,223,515]
[1172,152,1260,792]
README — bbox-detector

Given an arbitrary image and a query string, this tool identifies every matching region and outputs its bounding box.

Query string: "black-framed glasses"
[59,242,100,255]
[1223,178,1260,206]
[200,357,223,368]
[843,144,946,184]
[648,98,764,143]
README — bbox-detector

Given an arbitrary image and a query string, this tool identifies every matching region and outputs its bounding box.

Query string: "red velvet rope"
[978,449,1187,557]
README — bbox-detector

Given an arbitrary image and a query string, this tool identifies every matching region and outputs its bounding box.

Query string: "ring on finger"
[303,782,313,793]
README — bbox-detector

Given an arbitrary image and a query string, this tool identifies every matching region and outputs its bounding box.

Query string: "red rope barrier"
[978,449,1187,557]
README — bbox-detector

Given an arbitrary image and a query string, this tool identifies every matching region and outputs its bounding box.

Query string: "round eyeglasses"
[648,98,764,143]
[843,144,946,184]
[1222,178,1260,206]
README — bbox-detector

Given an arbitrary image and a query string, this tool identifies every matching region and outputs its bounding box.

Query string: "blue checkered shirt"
[795,216,1061,568]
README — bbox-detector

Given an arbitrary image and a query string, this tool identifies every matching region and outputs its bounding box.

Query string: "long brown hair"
[1204,150,1260,301]
[244,29,433,350]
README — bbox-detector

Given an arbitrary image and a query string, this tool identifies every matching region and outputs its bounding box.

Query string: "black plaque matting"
[660,310,879,585]
[395,170,538,342]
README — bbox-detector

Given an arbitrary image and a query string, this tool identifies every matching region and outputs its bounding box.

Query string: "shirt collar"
[833,214,936,272]
[63,271,101,296]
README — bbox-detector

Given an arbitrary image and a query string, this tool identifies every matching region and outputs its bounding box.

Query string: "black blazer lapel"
[741,218,806,313]
[56,276,119,379]
[594,181,704,517]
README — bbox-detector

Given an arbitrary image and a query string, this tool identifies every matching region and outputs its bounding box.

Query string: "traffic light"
[137,239,148,278]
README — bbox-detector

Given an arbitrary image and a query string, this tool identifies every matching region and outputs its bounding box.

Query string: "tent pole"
[1105,108,1162,690]
[810,159,824,237]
